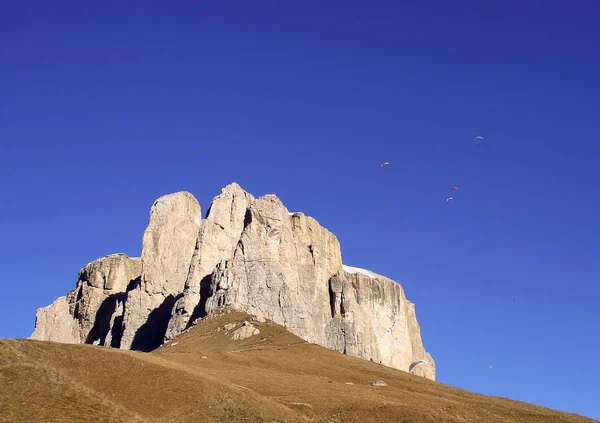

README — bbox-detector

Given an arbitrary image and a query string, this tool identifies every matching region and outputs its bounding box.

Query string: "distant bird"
[381,161,390,167]
[446,197,454,203]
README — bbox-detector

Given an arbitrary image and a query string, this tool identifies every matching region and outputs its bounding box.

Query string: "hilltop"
[3,310,597,423]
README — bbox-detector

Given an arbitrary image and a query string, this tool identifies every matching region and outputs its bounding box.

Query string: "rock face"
[204,195,343,347]
[30,253,141,347]
[73,254,141,346]
[30,295,79,343]
[120,191,201,351]
[326,268,435,380]
[164,183,254,340]
[30,183,436,380]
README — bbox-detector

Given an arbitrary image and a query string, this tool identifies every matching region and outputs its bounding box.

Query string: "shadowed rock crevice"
[187,275,213,328]
[72,293,82,322]
[78,275,142,348]
[126,276,141,292]
[328,273,344,318]
[109,314,124,348]
[328,279,337,319]
[131,294,182,352]
[308,245,315,264]
[243,208,252,228]
[204,203,212,219]
[85,292,126,346]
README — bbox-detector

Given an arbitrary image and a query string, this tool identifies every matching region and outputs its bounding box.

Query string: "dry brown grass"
[1,311,596,423]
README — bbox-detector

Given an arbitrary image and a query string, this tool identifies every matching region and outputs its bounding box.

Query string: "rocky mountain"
[30,183,435,380]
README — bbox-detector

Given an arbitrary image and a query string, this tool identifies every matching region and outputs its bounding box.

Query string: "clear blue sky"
[1,1,599,419]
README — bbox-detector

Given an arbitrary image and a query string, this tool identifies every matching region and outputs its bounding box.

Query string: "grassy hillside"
[1,311,596,423]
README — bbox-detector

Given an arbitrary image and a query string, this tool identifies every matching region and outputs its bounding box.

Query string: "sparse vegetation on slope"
[2,311,597,422]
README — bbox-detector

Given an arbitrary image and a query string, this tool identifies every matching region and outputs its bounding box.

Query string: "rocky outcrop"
[73,254,141,345]
[30,295,79,343]
[326,268,435,380]
[164,183,254,340]
[201,195,435,379]
[30,183,436,380]
[204,195,343,347]
[30,253,141,346]
[231,321,260,340]
[119,191,201,351]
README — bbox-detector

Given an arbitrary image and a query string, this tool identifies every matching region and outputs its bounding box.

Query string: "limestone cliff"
[165,183,255,340]
[30,183,435,379]
[119,191,201,351]
[30,253,141,347]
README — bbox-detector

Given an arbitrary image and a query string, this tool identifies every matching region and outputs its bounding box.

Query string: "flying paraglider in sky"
[474,136,483,141]
[408,359,429,373]
[381,161,390,167]
[446,197,453,203]
[450,186,458,191]
[488,365,493,369]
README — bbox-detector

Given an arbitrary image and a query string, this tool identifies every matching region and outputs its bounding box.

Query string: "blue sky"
[1,1,599,419]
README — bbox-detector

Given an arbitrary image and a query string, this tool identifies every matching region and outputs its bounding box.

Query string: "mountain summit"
[30,183,435,380]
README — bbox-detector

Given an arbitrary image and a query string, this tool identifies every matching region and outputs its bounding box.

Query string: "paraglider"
[474,136,483,140]
[450,186,458,191]
[381,161,390,167]
[488,365,493,369]
[446,197,453,203]
[408,359,429,373]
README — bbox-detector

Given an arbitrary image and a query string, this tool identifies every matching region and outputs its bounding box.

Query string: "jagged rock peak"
[205,182,255,227]
[119,191,202,350]
[164,183,255,340]
[29,182,436,380]
[141,191,202,296]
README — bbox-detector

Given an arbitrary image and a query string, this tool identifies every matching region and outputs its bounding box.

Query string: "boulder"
[231,321,260,340]
[371,380,388,387]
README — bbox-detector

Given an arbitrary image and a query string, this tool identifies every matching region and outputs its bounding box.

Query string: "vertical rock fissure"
[328,278,336,319]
